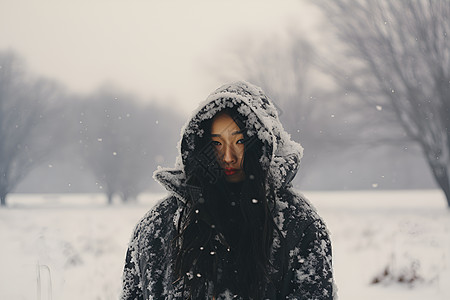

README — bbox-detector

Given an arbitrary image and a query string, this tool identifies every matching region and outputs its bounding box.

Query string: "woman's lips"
[224,168,239,176]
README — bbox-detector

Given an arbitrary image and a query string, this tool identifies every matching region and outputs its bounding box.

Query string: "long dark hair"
[173,106,283,299]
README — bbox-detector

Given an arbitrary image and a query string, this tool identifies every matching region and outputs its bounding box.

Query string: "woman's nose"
[222,145,236,164]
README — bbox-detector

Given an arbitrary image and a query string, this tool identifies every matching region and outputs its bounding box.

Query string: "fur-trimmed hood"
[153,81,303,201]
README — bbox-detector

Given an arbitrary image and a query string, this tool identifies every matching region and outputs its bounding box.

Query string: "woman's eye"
[237,139,245,144]
[212,140,221,146]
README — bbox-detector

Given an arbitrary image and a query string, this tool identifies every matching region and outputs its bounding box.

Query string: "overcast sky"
[0,0,320,114]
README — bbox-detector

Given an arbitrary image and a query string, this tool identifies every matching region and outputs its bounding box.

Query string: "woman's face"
[210,112,245,183]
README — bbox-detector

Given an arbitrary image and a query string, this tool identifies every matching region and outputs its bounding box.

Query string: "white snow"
[0,190,449,300]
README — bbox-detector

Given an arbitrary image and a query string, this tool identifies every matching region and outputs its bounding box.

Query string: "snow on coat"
[121,81,336,299]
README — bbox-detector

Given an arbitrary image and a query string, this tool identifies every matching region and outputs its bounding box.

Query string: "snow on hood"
[154,81,303,203]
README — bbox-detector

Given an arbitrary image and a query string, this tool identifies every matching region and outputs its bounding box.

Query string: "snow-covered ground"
[0,190,449,299]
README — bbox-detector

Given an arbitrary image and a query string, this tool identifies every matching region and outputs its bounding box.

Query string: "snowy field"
[0,190,449,300]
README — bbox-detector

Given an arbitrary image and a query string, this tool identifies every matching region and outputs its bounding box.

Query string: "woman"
[121,81,335,299]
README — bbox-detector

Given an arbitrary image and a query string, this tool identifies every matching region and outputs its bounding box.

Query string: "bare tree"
[317,0,450,206]
[0,50,65,206]
[77,86,180,204]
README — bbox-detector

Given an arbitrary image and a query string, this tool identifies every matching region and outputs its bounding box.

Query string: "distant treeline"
[0,50,182,205]
[4,0,446,209]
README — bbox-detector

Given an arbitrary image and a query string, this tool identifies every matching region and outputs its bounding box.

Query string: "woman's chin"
[224,171,245,183]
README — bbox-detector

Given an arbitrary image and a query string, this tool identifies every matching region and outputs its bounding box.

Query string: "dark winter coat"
[121,81,335,299]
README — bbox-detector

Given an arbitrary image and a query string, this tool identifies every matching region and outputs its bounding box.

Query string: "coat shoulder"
[131,195,179,249]
[276,188,327,245]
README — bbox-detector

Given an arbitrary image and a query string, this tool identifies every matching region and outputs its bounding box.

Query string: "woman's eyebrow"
[210,130,244,137]
[232,129,245,136]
